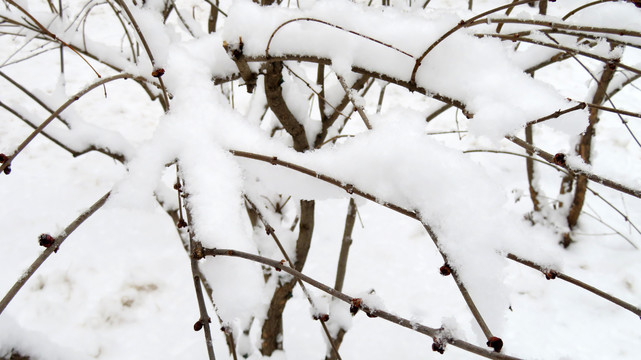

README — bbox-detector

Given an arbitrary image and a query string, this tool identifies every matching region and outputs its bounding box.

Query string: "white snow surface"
[1,0,641,359]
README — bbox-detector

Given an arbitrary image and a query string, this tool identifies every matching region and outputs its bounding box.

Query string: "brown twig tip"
[439,263,452,276]
[544,269,558,280]
[312,313,330,322]
[432,339,446,354]
[350,298,362,316]
[151,68,165,78]
[487,336,504,352]
[553,153,566,166]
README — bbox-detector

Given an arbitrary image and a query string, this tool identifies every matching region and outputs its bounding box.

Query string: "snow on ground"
[1,0,641,359]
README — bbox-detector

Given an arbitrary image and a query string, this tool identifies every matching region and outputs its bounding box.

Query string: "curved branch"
[265,18,414,59]
[0,73,145,174]
[229,149,641,316]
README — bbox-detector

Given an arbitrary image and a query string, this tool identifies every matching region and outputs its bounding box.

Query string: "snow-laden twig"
[230,149,641,317]
[410,0,536,85]
[0,192,111,315]
[0,73,145,175]
[200,248,524,360]
[243,196,343,360]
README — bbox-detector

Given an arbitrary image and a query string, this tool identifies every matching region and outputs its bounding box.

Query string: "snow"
[1,0,641,359]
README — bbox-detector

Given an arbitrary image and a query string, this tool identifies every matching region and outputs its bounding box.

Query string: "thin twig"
[506,254,641,316]
[4,0,102,78]
[0,73,143,174]
[266,18,414,59]
[0,192,111,315]
[335,74,372,130]
[201,248,524,360]
[243,196,343,360]
[230,149,641,317]
[411,0,535,84]
[114,0,170,108]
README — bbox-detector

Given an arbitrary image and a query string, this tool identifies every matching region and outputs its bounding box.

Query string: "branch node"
[191,241,205,260]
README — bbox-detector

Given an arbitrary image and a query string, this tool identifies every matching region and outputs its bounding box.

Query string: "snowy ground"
[1,0,641,359]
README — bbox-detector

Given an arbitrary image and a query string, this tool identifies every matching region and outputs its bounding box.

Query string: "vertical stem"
[524,125,540,212]
[58,0,64,75]
[334,198,357,293]
[562,60,617,247]
[539,0,548,15]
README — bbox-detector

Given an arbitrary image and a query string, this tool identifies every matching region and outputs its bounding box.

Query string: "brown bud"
[544,269,558,280]
[151,68,165,78]
[432,338,445,354]
[486,337,503,352]
[439,263,452,276]
[39,234,55,248]
[553,153,566,166]
[194,320,203,331]
[350,298,362,316]
[177,219,188,228]
[313,313,330,322]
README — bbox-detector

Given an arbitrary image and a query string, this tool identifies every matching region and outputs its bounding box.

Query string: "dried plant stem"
[0,73,142,174]
[0,192,111,315]
[201,248,523,360]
